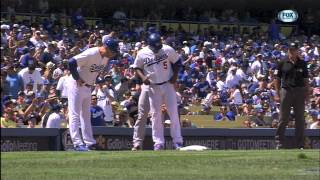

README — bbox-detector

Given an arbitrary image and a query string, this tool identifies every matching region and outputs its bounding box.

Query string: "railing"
[0,12,102,27]
[1,12,296,36]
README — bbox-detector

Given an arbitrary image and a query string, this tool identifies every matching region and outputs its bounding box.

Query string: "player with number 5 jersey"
[132,33,183,150]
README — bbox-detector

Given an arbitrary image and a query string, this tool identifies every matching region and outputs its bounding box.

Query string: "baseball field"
[1,150,319,180]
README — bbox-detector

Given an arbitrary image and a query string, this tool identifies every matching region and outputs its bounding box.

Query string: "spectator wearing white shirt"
[30,31,46,48]
[228,85,244,115]
[56,70,70,103]
[18,60,43,93]
[206,68,216,88]
[1,24,10,47]
[230,86,243,105]
[46,105,62,128]
[250,54,263,76]
[92,77,115,126]
[225,67,241,88]
[216,74,225,91]
[236,66,248,81]
[182,41,190,55]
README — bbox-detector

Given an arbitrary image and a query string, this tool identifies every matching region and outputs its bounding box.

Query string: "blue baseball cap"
[103,38,119,54]
[51,104,61,111]
[226,111,235,121]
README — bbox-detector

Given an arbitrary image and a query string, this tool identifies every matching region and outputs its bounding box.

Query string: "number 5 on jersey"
[163,61,168,70]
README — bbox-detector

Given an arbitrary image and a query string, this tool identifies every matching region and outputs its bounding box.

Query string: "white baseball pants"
[148,82,183,146]
[67,77,96,147]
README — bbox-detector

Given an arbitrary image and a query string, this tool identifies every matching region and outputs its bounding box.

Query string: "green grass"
[1,150,319,180]
[183,105,248,128]
[181,115,247,128]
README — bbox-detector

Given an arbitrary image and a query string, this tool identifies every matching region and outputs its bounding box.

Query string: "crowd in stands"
[1,9,319,129]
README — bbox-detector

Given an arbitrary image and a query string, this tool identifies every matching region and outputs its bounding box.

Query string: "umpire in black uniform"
[274,43,310,149]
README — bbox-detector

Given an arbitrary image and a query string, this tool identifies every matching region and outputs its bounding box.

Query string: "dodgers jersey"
[132,44,179,84]
[73,47,109,85]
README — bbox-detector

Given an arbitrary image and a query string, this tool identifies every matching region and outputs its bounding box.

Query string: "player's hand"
[76,79,84,87]
[142,77,151,85]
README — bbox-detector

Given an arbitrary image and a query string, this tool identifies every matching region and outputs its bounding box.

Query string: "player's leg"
[67,79,84,147]
[163,83,183,147]
[148,85,165,149]
[132,88,150,150]
[292,87,306,148]
[80,87,96,147]
[275,88,293,149]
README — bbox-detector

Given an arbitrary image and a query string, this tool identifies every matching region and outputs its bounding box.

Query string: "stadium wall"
[1,128,320,151]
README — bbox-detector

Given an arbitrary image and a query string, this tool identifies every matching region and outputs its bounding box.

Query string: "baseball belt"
[154,81,168,85]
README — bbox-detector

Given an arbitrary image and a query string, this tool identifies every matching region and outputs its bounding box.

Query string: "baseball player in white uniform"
[67,38,118,151]
[132,33,183,150]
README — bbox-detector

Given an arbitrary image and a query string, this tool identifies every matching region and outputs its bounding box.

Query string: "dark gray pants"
[132,87,150,147]
[275,87,306,148]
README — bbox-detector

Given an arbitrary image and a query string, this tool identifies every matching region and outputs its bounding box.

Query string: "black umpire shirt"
[276,58,308,88]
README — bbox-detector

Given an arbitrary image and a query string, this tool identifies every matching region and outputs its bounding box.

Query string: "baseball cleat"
[173,143,183,150]
[154,144,164,151]
[275,143,283,150]
[74,145,89,151]
[131,145,142,151]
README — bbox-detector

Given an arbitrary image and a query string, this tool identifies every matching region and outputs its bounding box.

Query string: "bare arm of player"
[134,68,150,85]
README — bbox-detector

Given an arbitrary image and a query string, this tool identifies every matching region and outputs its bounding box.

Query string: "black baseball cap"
[289,43,298,50]
[96,77,106,84]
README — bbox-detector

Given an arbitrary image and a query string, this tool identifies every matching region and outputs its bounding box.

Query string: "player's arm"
[169,59,181,84]
[169,50,182,84]
[134,68,150,85]
[132,51,150,85]
[68,57,85,86]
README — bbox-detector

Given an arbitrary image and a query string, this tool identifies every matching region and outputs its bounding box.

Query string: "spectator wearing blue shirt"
[192,75,210,98]
[19,47,35,68]
[3,64,24,99]
[40,43,55,65]
[214,106,235,121]
[90,95,106,126]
